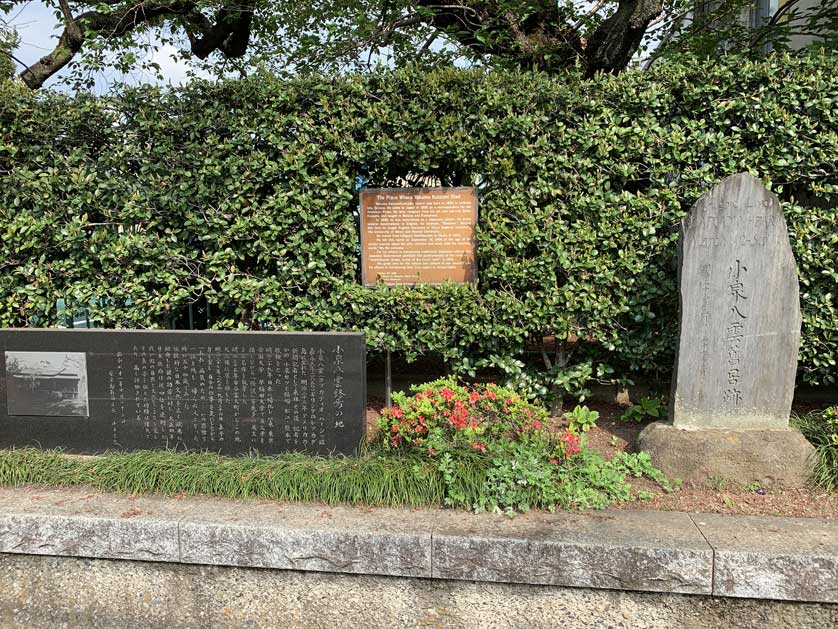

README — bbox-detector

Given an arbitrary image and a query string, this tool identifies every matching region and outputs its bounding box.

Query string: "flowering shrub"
[379,378,580,464]
[377,378,672,513]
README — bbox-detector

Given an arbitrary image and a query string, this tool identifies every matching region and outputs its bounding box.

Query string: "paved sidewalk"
[0,486,834,603]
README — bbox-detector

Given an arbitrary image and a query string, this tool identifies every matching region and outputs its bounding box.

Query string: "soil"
[365,397,838,520]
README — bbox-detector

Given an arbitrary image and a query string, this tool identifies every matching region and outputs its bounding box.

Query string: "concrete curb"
[0,486,834,604]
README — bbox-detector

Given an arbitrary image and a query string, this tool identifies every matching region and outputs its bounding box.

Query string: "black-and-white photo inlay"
[5,351,89,417]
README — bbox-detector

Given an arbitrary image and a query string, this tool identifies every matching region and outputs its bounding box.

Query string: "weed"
[707,476,729,492]
[564,405,600,433]
[620,397,665,423]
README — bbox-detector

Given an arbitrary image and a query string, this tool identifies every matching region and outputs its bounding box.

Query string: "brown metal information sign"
[360,187,477,286]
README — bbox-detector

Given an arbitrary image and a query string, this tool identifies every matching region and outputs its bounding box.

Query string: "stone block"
[672,173,801,430]
[638,421,815,486]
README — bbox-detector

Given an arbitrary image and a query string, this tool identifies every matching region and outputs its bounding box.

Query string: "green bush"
[0,54,836,389]
[793,406,838,490]
[376,378,674,512]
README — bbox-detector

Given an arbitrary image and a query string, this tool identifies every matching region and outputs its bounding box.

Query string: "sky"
[2,1,203,91]
[1,1,722,93]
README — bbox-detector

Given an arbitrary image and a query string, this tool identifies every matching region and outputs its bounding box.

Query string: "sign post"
[359,187,478,405]
[385,349,392,408]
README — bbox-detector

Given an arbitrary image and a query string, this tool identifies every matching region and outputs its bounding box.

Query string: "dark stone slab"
[0,329,365,456]
[671,173,801,430]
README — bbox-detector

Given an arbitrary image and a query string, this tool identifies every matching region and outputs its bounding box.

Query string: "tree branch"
[414,1,584,70]
[17,0,86,88]
[410,0,663,74]
[572,0,609,31]
[0,45,31,77]
[18,0,255,89]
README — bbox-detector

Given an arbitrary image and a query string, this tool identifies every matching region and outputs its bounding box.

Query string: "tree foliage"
[1,55,836,392]
[0,25,17,79]
[3,0,836,90]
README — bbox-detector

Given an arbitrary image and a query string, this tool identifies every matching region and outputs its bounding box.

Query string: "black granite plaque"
[0,329,366,456]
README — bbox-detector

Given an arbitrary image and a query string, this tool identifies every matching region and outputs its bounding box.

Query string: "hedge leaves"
[1,54,835,386]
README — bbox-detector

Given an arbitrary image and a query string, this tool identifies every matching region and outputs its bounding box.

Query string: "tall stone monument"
[639,173,814,485]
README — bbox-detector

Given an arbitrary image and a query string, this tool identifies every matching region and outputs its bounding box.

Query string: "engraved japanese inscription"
[0,330,365,455]
[360,187,477,285]
[671,173,801,429]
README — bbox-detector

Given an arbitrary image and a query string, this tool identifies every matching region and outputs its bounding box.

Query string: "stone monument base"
[637,422,815,487]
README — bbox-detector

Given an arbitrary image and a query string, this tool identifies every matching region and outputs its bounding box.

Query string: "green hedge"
[1,54,836,388]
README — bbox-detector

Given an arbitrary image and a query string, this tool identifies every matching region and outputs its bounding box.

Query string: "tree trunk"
[548,339,570,416]
[584,0,665,76]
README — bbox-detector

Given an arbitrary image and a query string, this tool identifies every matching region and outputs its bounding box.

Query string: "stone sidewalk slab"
[179,500,434,577]
[690,513,838,603]
[0,486,835,603]
[0,489,191,563]
[431,509,712,594]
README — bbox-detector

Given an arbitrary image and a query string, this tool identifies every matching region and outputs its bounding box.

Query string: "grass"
[0,447,495,508]
[0,381,681,512]
[792,409,838,491]
[0,444,673,513]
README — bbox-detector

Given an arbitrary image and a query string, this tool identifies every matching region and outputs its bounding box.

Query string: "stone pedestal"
[638,422,814,487]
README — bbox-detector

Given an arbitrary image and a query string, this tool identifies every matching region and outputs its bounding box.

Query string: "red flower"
[390,407,403,419]
[391,424,399,433]
[549,458,558,465]
[471,442,486,451]
[531,419,542,429]
[484,391,497,400]
[440,387,457,402]
[560,430,581,456]
[448,404,470,429]
[469,391,481,404]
